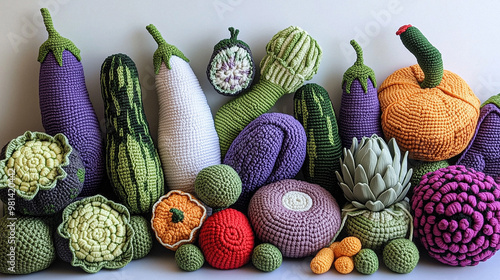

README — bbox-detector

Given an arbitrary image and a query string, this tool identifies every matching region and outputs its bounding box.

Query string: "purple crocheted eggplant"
[38,8,104,197]
[338,40,382,148]
[223,113,307,212]
[457,95,500,180]
[411,165,500,266]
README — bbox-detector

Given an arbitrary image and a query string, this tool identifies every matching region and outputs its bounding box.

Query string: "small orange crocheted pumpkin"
[151,190,207,251]
[378,25,480,161]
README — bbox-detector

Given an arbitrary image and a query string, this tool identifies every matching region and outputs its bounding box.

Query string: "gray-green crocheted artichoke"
[335,135,413,211]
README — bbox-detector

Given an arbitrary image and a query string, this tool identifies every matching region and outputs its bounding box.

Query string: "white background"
[1,0,500,279]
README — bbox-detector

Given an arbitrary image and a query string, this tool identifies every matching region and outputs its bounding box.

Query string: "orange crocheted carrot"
[334,256,354,274]
[378,25,480,161]
[334,236,362,258]
[310,247,334,274]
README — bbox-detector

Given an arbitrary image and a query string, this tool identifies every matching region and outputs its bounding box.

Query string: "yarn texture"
[248,179,341,258]
[354,248,379,275]
[175,244,205,272]
[130,215,153,260]
[194,164,242,209]
[383,238,419,273]
[411,165,500,266]
[252,243,283,272]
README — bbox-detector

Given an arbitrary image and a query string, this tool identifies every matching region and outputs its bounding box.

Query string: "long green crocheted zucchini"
[100,53,164,214]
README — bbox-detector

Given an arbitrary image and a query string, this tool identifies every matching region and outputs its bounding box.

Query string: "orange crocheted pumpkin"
[378,25,480,161]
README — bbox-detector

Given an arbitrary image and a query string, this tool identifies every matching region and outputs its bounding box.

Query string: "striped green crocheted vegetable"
[293,83,343,199]
[100,53,164,214]
[215,26,322,157]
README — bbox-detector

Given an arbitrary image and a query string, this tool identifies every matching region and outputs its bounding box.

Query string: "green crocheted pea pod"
[130,215,153,260]
[194,164,242,209]
[383,238,419,274]
[0,215,56,274]
[175,244,205,272]
[354,248,379,275]
[252,243,283,272]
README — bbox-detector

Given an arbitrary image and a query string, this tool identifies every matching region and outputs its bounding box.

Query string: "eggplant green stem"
[38,8,81,66]
[398,25,443,89]
[146,24,189,73]
[342,39,377,93]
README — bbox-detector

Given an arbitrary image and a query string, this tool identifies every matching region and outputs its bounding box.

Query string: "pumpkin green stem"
[38,8,81,66]
[342,39,377,93]
[397,24,443,89]
[146,24,189,73]
[170,208,185,223]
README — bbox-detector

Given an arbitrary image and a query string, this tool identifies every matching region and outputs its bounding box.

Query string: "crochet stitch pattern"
[194,164,242,209]
[383,238,419,273]
[252,243,282,272]
[248,179,341,258]
[354,248,379,275]
[130,216,153,260]
[207,27,255,96]
[175,244,205,271]
[411,165,500,266]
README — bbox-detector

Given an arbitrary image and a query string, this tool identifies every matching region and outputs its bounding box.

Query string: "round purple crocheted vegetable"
[411,165,500,266]
[248,179,341,258]
[223,113,307,212]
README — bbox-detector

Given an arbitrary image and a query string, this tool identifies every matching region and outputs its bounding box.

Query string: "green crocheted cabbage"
[57,195,134,273]
[0,215,56,274]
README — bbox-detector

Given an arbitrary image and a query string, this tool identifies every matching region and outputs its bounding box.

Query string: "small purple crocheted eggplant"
[457,95,500,180]
[223,113,307,212]
[411,165,500,266]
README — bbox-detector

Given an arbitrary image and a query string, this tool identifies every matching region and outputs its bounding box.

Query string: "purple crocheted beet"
[457,102,500,180]
[223,113,307,212]
[411,165,500,266]
[39,51,104,197]
[248,179,341,258]
[338,79,383,148]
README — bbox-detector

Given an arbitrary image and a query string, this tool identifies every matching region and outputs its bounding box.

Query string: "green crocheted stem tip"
[397,24,443,89]
[38,8,81,66]
[342,40,377,93]
[170,208,184,223]
[213,27,251,51]
[146,24,189,73]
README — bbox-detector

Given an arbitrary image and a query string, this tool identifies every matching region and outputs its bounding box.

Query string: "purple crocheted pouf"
[223,113,306,212]
[248,179,341,258]
[411,165,500,266]
[457,98,500,180]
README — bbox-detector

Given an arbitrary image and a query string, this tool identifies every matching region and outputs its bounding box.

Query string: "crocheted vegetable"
[38,8,104,196]
[457,94,500,179]
[207,27,255,96]
[411,165,500,266]
[248,179,341,258]
[194,164,242,210]
[198,208,254,270]
[338,40,382,148]
[0,131,84,216]
[334,256,354,274]
[379,25,480,161]
[252,243,283,272]
[146,24,221,194]
[151,190,207,251]
[100,53,164,214]
[215,26,322,157]
[383,238,419,273]
[0,215,55,274]
[175,244,205,272]
[56,195,134,273]
[293,83,343,198]
[335,135,412,211]
[410,160,449,188]
[310,247,334,274]
[334,236,362,258]
[224,113,306,212]
[354,248,379,275]
[130,215,153,260]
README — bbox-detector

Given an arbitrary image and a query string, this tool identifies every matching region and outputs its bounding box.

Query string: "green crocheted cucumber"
[293,83,343,199]
[100,53,164,214]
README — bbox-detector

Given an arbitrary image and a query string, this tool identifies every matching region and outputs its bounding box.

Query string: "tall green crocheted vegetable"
[293,83,343,200]
[100,53,164,214]
[215,26,322,157]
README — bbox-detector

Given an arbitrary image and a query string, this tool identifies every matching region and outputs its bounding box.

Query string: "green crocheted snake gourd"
[57,195,134,273]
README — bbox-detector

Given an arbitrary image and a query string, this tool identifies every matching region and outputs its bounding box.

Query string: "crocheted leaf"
[146,24,189,73]
[481,92,500,109]
[342,40,377,93]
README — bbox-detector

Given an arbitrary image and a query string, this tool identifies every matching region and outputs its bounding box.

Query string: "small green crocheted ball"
[194,164,242,209]
[252,243,283,272]
[410,160,449,187]
[0,215,56,274]
[354,248,379,275]
[130,215,153,260]
[175,244,205,272]
[383,238,419,274]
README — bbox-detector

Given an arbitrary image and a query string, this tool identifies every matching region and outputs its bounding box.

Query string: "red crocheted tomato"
[198,208,254,270]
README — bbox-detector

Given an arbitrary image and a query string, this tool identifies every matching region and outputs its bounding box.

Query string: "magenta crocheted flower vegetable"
[411,165,500,266]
